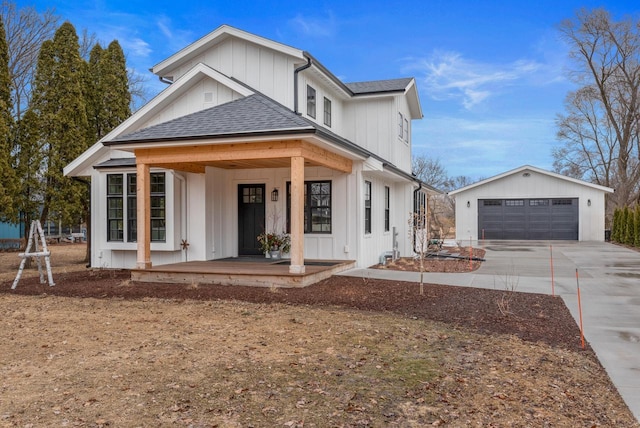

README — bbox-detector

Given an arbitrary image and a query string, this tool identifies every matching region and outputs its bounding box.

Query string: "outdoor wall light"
[467,201,471,208]
[588,199,591,206]
[271,188,279,202]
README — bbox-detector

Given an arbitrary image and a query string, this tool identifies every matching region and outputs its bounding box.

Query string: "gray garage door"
[478,198,578,240]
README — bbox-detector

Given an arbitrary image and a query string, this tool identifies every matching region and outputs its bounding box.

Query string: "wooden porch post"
[290,156,305,274]
[136,162,152,269]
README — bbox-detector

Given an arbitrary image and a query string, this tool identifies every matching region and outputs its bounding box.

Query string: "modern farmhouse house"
[64,25,432,281]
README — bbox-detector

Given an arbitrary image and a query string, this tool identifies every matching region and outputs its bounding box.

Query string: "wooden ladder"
[12,220,55,289]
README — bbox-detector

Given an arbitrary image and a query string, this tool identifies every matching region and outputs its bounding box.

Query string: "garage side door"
[478,198,578,240]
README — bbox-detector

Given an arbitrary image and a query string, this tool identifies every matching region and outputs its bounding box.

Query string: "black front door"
[238,184,265,255]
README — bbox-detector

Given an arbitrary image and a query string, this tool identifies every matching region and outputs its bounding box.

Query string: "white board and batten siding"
[167,38,298,109]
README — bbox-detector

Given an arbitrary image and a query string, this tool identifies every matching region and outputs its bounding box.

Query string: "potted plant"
[257,231,291,259]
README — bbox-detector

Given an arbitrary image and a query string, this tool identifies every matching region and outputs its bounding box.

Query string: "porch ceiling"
[134,140,353,174]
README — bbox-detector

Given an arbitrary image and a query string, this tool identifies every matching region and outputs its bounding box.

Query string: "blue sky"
[15,0,640,180]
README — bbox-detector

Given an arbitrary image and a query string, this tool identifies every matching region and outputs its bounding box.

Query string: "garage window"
[505,200,524,206]
[483,200,502,206]
[530,199,549,206]
[553,199,573,205]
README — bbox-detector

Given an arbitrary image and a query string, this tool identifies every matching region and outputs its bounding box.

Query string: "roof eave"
[448,165,615,195]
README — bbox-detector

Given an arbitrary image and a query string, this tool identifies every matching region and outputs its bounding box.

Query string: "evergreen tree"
[0,17,16,220]
[13,109,45,239]
[618,207,627,243]
[624,206,634,245]
[634,205,640,247]
[31,22,88,229]
[611,208,619,242]
[86,40,131,143]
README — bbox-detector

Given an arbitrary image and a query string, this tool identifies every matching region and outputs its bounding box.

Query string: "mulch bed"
[1,267,588,355]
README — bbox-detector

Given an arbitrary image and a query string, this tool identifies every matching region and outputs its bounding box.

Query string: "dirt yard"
[0,244,637,427]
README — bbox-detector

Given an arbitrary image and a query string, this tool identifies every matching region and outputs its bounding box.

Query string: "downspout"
[412,181,423,253]
[293,56,312,114]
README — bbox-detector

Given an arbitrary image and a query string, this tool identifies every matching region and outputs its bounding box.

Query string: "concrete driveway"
[340,241,640,421]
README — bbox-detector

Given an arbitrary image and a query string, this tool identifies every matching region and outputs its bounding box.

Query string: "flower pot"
[269,250,281,260]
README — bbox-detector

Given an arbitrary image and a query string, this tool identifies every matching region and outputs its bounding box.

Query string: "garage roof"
[448,165,614,196]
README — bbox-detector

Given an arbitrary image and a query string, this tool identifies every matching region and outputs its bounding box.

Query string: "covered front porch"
[131,257,356,288]
[130,138,355,279]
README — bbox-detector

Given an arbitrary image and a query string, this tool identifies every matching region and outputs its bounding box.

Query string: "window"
[404,118,409,142]
[242,186,263,204]
[127,174,137,242]
[323,97,331,127]
[505,200,524,206]
[107,174,124,241]
[107,172,166,243]
[307,85,316,118]
[483,200,502,206]
[364,181,372,234]
[286,181,331,233]
[384,186,390,232]
[552,199,573,205]
[398,113,403,138]
[150,173,166,241]
[529,199,549,206]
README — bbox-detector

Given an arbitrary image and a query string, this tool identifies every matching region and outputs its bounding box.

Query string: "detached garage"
[449,165,614,242]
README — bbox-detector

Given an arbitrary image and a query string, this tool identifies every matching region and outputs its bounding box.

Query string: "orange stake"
[550,245,555,297]
[576,268,585,349]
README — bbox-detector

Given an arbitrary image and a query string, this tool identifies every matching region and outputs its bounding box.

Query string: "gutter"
[293,56,312,114]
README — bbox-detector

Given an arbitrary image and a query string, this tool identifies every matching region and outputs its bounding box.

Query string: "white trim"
[449,165,614,196]
[152,24,305,78]
[64,63,254,177]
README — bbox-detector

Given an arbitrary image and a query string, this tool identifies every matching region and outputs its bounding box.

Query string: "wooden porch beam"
[134,140,352,174]
[153,162,206,174]
[300,141,352,173]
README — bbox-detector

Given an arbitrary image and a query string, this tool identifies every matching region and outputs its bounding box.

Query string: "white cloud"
[288,12,337,38]
[121,37,152,58]
[406,50,543,109]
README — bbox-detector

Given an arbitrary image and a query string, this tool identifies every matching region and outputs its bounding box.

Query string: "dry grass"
[0,296,636,427]
[0,244,636,426]
[0,243,87,283]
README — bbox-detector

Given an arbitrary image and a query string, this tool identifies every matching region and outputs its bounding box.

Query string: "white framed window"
[364,181,372,234]
[384,186,390,232]
[307,85,316,119]
[404,118,409,142]
[398,112,403,138]
[323,97,331,127]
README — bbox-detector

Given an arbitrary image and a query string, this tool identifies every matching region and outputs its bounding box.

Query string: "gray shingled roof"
[109,94,314,144]
[345,78,413,95]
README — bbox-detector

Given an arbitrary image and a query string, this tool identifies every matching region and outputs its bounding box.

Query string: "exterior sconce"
[467,201,471,208]
[271,188,279,202]
[587,199,591,207]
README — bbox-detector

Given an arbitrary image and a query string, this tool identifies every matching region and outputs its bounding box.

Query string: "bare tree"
[412,155,476,237]
[412,156,448,191]
[2,1,58,119]
[555,8,640,211]
[408,206,429,295]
